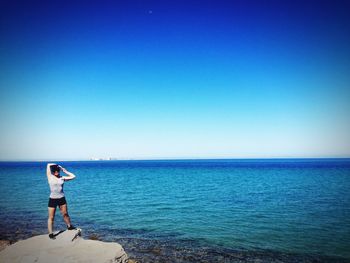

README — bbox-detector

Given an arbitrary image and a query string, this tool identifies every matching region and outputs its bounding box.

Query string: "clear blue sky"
[1,0,349,160]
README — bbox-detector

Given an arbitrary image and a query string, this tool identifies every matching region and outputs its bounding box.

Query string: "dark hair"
[50,165,60,173]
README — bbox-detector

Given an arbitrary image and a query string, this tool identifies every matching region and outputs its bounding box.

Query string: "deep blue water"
[0,159,350,262]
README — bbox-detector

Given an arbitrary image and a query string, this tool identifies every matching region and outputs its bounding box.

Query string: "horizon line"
[0,156,350,162]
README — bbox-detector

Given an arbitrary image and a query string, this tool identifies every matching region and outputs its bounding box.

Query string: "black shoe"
[49,233,55,239]
[67,225,77,230]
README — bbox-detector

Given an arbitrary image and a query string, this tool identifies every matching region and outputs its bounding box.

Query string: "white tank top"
[48,175,65,199]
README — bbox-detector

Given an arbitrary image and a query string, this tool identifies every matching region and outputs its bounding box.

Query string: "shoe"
[67,225,77,230]
[49,233,55,239]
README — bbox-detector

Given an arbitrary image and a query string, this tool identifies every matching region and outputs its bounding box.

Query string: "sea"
[0,159,349,262]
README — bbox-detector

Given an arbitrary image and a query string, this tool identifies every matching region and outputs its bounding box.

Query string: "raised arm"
[59,166,76,181]
[46,163,56,180]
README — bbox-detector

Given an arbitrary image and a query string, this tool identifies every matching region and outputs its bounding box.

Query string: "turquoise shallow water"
[0,159,349,262]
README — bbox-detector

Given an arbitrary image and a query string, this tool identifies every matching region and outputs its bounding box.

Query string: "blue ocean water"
[0,159,349,262]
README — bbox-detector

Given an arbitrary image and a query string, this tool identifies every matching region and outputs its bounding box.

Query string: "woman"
[46,163,76,239]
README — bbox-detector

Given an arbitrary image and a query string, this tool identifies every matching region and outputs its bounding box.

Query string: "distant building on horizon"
[89,157,118,161]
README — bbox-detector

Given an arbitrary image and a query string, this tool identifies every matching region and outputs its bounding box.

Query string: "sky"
[1,0,350,160]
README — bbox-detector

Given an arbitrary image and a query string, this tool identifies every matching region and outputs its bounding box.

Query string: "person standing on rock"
[46,163,76,239]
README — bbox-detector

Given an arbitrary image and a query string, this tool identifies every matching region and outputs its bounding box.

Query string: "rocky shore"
[0,229,129,263]
[1,229,348,262]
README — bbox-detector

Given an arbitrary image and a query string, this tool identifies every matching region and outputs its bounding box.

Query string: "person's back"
[48,173,65,199]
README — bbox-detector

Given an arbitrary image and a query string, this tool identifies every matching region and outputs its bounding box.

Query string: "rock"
[0,240,10,252]
[88,233,100,240]
[0,229,128,263]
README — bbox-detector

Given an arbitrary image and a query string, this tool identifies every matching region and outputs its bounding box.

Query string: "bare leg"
[48,207,56,234]
[59,204,72,227]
